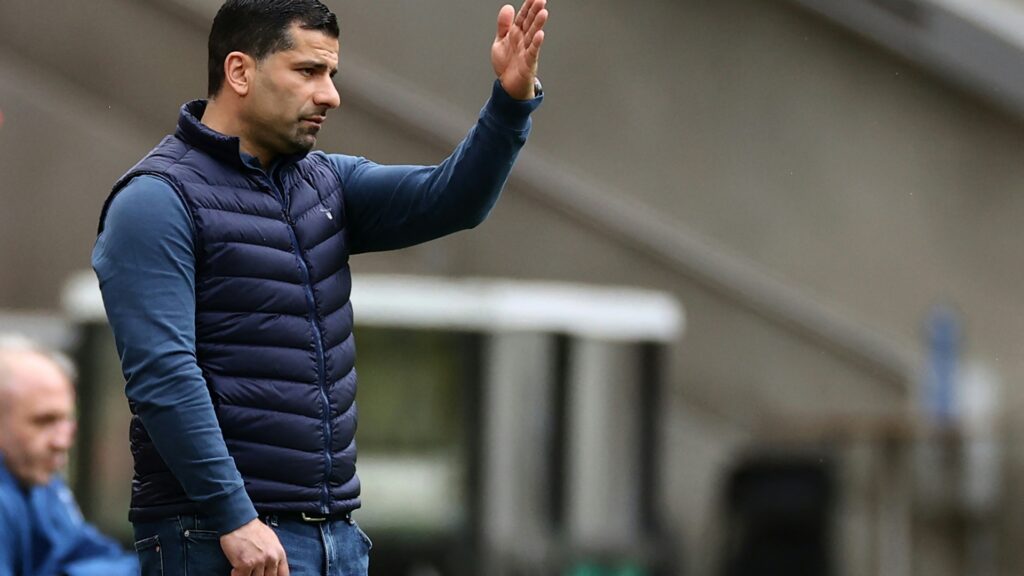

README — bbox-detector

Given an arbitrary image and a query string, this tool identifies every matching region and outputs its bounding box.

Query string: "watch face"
[533,78,543,97]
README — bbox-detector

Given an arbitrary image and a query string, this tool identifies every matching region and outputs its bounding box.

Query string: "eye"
[299,68,315,77]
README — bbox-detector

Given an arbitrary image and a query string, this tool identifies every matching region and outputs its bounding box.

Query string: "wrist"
[500,76,543,101]
[486,79,543,131]
[203,486,258,534]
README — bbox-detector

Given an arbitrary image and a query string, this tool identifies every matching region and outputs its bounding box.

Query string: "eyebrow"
[294,60,338,77]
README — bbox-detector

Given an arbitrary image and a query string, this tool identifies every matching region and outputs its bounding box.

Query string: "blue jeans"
[133,514,372,575]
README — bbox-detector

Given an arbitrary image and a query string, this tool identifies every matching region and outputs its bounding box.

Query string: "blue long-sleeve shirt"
[0,456,139,576]
[92,81,540,534]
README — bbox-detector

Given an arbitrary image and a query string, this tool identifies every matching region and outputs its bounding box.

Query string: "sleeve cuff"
[482,79,543,132]
[202,486,258,534]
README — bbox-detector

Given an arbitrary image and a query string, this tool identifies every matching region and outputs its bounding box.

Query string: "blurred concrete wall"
[3,0,1024,573]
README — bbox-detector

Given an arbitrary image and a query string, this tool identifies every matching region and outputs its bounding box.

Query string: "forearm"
[341,80,542,253]
[122,347,254,530]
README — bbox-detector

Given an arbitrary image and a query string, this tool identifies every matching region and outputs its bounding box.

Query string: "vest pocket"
[134,535,163,575]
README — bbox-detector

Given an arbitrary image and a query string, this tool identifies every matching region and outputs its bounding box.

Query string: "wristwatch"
[532,77,543,98]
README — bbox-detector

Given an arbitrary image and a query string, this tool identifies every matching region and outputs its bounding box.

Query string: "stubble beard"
[294,128,318,152]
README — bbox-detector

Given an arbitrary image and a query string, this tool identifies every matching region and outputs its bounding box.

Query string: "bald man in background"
[0,335,138,576]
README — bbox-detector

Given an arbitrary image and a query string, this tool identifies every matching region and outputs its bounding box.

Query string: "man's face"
[0,353,76,487]
[243,23,341,160]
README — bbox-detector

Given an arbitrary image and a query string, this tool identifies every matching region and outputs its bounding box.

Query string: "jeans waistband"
[262,511,353,524]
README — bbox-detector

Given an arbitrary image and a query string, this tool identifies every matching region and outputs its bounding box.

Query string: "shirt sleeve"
[334,79,542,254]
[91,175,257,534]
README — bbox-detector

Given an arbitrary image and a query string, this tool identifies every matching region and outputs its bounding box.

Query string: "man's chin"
[284,138,317,155]
[14,469,53,487]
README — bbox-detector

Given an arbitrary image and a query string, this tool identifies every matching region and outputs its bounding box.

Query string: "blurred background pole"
[566,340,644,554]
[481,332,558,575]
[925,306,961,426]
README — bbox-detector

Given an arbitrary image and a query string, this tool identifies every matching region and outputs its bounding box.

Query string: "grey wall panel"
[0,50,160,308]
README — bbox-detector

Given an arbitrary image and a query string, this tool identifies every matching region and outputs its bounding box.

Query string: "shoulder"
[108,175,183,215]
[311,152,371,182]
[132,135,192,173]
[104,175,191,235]
[108,135,191,200]
[94,174,195,266]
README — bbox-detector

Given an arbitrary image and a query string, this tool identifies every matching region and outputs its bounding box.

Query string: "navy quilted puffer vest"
[100,100,360,516]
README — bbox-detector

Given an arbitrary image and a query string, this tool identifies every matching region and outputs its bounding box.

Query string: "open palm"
[492,0,548,100]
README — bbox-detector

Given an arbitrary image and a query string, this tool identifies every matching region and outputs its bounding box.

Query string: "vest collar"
[176,100,309,171]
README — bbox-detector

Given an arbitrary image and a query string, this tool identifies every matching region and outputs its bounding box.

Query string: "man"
[0,335,139,576]
[92,0,547,574]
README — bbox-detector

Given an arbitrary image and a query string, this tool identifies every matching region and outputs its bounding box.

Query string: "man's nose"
[315,80,341,110]
[52,421,76,451]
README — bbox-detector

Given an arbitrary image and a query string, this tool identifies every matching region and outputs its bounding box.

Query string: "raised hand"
[492,0,548,100]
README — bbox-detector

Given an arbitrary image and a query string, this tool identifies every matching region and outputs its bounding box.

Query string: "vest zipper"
[267,169,334,515]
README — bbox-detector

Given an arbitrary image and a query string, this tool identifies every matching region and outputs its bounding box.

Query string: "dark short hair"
[207,0,339,97]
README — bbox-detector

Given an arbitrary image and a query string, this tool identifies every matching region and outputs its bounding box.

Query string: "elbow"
[457,203,494,231]
[464,206,492,230]
[124,353,206,408]
[433,180,503,233]
[460,189,502,230]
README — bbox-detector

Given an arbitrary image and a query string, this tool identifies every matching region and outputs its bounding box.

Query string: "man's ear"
[223,51,255,97]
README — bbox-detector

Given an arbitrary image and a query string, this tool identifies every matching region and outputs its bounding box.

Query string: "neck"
[202,98,274,167]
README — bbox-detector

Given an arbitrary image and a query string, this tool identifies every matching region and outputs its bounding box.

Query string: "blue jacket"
[0,456,138,576]
[93,80,541,533]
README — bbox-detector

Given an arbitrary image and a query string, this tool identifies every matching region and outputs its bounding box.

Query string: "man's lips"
[301,116,325,134]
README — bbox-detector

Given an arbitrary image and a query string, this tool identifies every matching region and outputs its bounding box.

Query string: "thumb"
[495,4,514,41]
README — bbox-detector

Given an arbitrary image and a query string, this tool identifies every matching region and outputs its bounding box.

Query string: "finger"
[276,547,290,576]
[526,8,548,47]
[526,29,545,67]
[263,559,279,576]
[522,0,545,35]
[515,0,534,27]
[495,4,514,41]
